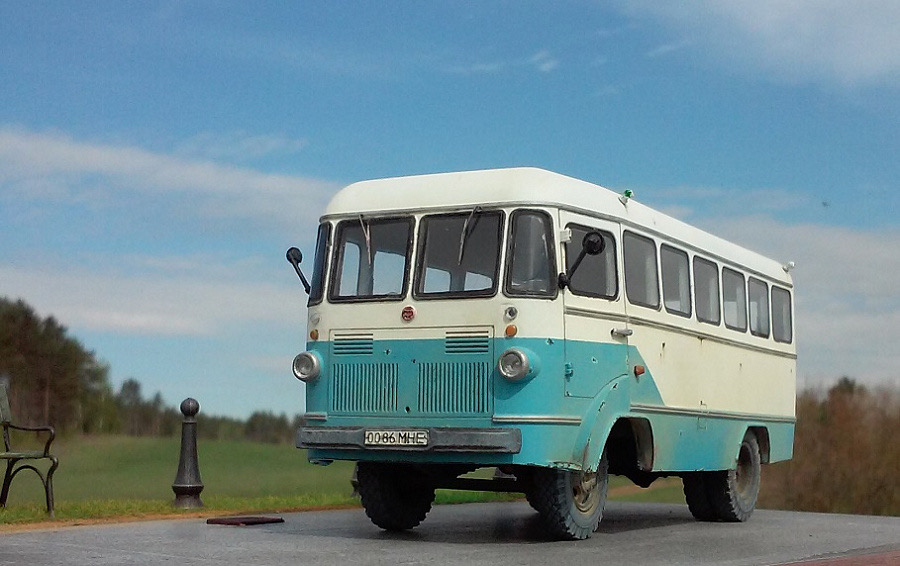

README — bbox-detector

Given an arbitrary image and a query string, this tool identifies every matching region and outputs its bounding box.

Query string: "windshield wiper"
[457,206,483,264]
[358,214,373,265]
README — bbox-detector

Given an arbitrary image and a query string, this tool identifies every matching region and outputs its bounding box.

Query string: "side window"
[624,231,659,309]
[748,277,770,338]
[506,210,557,297]
[308,222,331,306]
[660,244,691,317]
[694,257,720,325]
[723,268,747,332]
[565,224,617,299]
[772,286,793,343]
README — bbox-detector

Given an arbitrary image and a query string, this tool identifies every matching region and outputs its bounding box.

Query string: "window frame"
[660,243,692,318]
[623,230,660,310]
[504,209,558,299]
[307,222,331,307]
[412,209,505,300]
[327,215,414,303]
[693,256,721,326]
[771,285,793,344]
[722,267,748,333]
[563,223,619,301]
[747,277,770,338]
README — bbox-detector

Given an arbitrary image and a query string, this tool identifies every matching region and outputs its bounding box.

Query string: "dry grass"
[759,385,900,516]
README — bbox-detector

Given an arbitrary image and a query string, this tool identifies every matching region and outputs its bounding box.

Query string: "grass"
[0,435,682,527]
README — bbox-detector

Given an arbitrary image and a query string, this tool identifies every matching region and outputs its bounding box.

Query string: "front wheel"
[683,431,761,522]
[356,462,436,531]
[526,454,609,540]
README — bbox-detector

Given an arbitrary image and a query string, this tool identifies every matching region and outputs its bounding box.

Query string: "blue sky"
[1,2,898,418]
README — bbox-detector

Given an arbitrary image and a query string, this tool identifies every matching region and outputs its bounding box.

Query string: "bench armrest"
[4,423,56,457]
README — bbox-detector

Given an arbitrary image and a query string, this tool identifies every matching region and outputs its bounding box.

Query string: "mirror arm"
[293,265,311,295]
[286,247,311,295]
[558,248,589,290]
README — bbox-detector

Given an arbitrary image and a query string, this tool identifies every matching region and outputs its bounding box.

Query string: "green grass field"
[0,435,683,526]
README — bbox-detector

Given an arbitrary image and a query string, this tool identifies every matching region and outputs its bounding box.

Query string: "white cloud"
[0,127,338,229]
[529,50,559,73]
[0,260,303,337]
[645,39,693,59]
[616,1,900,86]
[175,131,307,161]
[445,50,559,76]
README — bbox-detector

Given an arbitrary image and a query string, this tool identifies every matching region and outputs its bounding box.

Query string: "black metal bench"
[0,384,58,516]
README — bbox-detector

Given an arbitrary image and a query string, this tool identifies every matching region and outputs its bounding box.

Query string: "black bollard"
[172,398,204,508]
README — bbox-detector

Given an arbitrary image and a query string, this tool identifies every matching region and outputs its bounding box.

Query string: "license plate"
[364,429,429,447]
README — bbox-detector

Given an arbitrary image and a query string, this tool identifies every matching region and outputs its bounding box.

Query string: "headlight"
[498,348,530,381]
[292,352,321,382]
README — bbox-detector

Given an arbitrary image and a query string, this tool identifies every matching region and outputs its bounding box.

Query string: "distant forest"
[0,297,298,443]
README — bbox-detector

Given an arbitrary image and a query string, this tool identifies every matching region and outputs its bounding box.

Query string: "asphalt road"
[1,502,898,566]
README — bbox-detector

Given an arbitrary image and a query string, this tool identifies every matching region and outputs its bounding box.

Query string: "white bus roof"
[324,167,792,285]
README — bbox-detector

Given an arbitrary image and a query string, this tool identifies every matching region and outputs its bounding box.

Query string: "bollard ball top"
[180,397,200,417]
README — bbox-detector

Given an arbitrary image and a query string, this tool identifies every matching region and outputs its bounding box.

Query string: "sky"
[1,2,898,418]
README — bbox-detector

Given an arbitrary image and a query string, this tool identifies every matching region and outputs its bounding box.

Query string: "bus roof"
[324,167,792,285]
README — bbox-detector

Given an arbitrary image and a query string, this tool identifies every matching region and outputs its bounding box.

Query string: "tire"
[682,431,761,522]
[356,462,436,531]
[683,473,718,521]
[526,454,609,540]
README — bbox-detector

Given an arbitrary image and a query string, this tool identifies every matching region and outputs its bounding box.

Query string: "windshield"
[329,216,412,301]
[414,210,503,298]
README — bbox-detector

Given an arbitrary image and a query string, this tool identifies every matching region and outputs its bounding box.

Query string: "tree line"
[0,297,298,443]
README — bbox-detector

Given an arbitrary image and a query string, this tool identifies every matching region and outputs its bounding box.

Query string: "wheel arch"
[746,426,771,464]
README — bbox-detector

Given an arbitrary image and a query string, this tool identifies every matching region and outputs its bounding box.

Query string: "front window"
[329,216,412,302]
[308,222,331,306]
[414,209,503,298]
[506,210,556,297]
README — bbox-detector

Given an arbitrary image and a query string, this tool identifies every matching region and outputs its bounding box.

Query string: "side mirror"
[559,231,605,289]
[286,247,311,295]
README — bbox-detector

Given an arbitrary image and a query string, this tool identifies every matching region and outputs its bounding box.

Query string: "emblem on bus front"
[401,305,416,322]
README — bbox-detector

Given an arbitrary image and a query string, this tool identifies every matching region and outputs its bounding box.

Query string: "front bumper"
[297,426,522,453]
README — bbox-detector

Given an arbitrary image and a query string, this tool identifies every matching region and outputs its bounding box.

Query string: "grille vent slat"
[445,330,490,354]
[333,332,374,356]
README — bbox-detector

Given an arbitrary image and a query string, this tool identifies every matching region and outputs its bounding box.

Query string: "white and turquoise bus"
[286,168,796,540]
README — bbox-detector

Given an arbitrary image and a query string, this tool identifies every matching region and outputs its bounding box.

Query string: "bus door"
[558,211,629,398]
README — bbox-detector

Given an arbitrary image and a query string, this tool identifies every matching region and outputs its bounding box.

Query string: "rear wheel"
[683,431,761,522]
[526,454,609,540]
[356,462,436,531]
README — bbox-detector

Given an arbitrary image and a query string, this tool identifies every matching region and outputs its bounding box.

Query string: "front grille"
[418,362,492,414]
[332,363,398,413]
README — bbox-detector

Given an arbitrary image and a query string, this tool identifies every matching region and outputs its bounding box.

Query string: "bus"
[286,167,796,540]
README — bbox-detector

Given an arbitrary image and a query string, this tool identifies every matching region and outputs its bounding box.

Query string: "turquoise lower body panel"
[301,335,795,474]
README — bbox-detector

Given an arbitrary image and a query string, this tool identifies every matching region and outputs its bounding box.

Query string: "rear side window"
[694,257,720,325]
[748,277,770,338]
[661,244,691,317]
[723,268,747,332]
[565,224,617,299]
[772,286,793,343]
[624,231,659,309]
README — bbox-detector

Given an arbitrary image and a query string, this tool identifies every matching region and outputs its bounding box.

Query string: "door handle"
[611,328,633,338]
